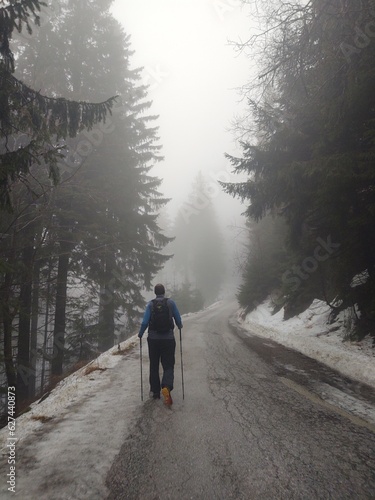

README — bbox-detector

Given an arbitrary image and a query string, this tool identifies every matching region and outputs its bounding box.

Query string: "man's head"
[154,283,165,296]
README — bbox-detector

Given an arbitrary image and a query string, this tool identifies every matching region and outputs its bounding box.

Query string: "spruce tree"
[0,0,115,209]
[6,0,171,386]
[0,0,115,400]
[172,173,225,305]
[224,0,375,336]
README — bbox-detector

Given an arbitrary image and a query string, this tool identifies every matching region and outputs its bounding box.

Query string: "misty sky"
[111,0,253,223]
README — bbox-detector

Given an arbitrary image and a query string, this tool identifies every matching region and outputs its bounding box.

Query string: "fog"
[4,0,375,439]
[111,0,252,230]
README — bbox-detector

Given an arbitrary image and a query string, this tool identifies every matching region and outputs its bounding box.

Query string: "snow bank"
[0,335,138,452]
[238,299,375,389]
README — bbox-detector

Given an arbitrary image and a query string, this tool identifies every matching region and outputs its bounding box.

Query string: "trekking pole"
[179,328,185,400]
[140,337,143,402]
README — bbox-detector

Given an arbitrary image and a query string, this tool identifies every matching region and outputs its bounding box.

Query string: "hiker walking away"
[138,284,183,405]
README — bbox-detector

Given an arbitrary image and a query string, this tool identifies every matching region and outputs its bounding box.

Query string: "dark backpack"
[149,298,173,333]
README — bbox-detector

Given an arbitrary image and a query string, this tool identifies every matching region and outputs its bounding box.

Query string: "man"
[138,284,183,405]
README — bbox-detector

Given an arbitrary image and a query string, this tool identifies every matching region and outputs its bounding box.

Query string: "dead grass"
[83,365,107,376]
[31,415,53,423]
[112,343,134,356]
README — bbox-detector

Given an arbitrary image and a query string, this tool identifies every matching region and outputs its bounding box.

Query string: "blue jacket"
[138,295,183,339]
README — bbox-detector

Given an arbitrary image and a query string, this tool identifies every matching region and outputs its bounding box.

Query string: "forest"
[224,0,375,341]
[0,0,172,415]
[1,0,375,420]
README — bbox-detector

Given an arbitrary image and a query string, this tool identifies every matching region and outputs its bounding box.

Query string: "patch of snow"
[351,270,369,288]
[180,300,223,319]
[0,336,138,454]
[317,383,375,425]
[238,299,375,389]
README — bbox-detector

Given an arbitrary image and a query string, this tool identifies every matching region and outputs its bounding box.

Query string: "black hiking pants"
[147,338,176,394]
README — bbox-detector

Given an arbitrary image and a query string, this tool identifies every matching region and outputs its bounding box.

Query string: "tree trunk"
[17,245,34,405]
[51,241,71,376]
[98,251,115,352]
[29,259,41,398]
[3,270,17,390]
[41,257,53,391]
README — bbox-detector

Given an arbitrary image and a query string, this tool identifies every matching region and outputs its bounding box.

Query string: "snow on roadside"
[0,306,204,453]
[2,298,375,455]
[237,299,375,389]
[0,335,138,453]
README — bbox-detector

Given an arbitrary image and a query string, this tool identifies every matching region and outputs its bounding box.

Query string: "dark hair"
[154,283,165,296]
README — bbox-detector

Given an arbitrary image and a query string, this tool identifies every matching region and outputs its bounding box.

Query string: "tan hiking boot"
[161,386,173,406]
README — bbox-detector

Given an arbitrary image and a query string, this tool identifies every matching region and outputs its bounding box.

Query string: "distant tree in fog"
[169,282,204,315]
[171,172,225,305]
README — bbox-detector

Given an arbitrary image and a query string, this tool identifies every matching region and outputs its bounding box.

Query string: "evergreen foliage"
[0,0,115,209]
[224,0,375,338]
[171,172,226,306]
[237,214,289,313]
[0,0,171,412]
[170,283,204,315]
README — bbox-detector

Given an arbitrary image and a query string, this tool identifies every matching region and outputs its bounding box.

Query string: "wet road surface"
[107,302,375,499]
